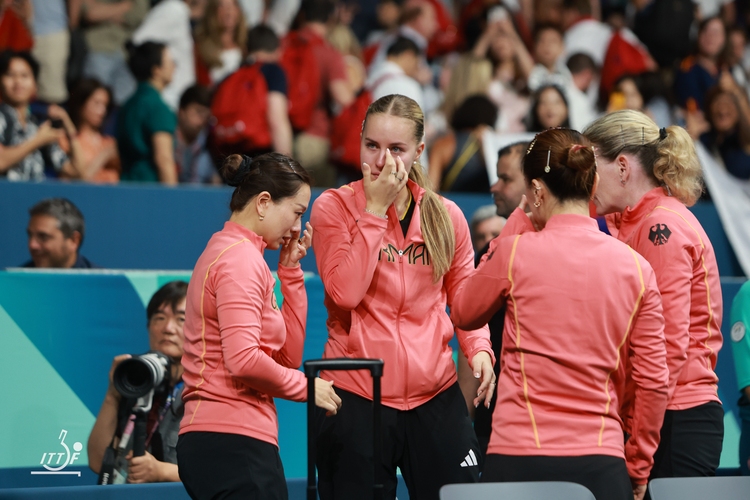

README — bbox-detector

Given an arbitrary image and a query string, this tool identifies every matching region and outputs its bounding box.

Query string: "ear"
[68,231,82,251]
[617,154,631,183]
[255,191,272,217]
[414,142,426,162]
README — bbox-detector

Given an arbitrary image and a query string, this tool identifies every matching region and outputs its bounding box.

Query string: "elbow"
[326,289,360,311]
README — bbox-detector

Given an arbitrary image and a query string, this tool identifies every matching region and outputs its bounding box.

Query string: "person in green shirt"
[731,280,750,475]
[116,41,177,184]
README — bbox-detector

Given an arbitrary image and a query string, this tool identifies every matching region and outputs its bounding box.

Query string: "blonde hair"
[365,94,456,283]
[583,110,704,206]
[195,0,247,69]
[440,54,493,124]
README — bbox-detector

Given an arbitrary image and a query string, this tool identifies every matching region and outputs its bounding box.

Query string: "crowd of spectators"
[1,0,750,189]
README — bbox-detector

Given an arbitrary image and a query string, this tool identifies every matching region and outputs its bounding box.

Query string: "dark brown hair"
[221,153,311,213]
[67,78,113,129]
[523,128,597,202]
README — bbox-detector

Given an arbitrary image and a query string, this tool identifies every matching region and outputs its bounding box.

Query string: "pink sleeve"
[443,203,494,365]
[633,220,693,400]
[215,259,307,402]
[274,264,307,369]
[451,233,514,332]
[310,190,388,311]
[476,208,534,268]
[625,263,669,484]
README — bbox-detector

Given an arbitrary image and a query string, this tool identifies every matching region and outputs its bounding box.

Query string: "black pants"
[481,454,633,500]
[650,401,724,479]
[314,383,480,500]
[177,431,288,500]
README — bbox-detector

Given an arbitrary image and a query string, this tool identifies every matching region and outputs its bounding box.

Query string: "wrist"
[364,203,388,218]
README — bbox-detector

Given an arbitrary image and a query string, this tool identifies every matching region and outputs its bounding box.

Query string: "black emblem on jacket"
[648,224,671,246]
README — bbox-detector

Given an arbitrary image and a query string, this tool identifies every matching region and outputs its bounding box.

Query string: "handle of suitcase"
[304,358,385,500]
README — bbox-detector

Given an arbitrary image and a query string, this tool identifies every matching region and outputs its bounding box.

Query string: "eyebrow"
[363,137,409,148]
[295,203,308,211]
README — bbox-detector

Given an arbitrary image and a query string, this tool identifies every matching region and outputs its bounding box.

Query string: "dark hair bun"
[221,154,255,187]
[565,143,596,173]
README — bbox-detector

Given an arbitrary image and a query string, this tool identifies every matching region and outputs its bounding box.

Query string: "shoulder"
[260,63,287,92]
[438,194,470,229]
[312,183,360,214]
[643,201,705,247]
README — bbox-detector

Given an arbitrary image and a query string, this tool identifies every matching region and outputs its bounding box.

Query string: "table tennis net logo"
[31,429,83,476]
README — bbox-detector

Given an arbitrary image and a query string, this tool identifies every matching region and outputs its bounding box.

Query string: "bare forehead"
[364,114,418,142]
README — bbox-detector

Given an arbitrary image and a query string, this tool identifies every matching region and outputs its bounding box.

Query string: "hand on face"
[279,221,313,268]
[362,148,409,216]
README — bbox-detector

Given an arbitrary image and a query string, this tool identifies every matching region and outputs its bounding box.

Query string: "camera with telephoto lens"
[113,351,171,399]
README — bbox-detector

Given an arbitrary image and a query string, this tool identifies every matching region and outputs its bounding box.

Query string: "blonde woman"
[194,0,247,86]
[584,110,724,482]
[310,94,495,499]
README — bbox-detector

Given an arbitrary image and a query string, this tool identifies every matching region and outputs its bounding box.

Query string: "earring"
[533,200,541,208]
[413,160,417,165]
[259,215,265,221]
[620,178,625,186]
[544,148,551,173]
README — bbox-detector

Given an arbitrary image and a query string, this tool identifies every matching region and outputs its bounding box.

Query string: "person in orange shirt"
[451,128,670,500]
[310,94,495,499]
[177,153,342,500]
[584,110,724,483]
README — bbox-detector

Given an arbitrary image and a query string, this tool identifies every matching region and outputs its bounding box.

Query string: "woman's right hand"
[314,378,343,416]
[362,148,408,217]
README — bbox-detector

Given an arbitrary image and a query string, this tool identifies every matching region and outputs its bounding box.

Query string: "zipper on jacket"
[397,250,410,407]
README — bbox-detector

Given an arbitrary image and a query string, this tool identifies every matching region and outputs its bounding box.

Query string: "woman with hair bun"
[310,94,495,499]
[584,110,724,482]
[177,153,342,500]
[452,128,670,500]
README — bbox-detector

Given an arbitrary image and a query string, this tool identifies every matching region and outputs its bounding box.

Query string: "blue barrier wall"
[0,181,744,277]
[0,270,746,490]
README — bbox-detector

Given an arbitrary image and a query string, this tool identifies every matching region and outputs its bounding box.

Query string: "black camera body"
[113,351,171,400]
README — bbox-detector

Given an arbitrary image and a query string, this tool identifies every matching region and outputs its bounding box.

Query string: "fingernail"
[474,373,480,378]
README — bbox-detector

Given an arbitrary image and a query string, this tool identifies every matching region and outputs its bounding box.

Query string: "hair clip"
[659,127,667,141]
[642,127,645,145]
[526,136,539,155]
[544,148,551,173]
[592,146,598,168]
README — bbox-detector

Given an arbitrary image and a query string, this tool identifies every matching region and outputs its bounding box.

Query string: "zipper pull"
[398,249,404,263]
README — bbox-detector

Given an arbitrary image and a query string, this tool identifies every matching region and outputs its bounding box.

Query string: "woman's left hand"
[471,351,496,409]
[279,221,313,268]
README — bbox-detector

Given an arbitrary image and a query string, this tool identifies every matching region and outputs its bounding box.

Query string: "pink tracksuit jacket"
[310,180,494,410]
[180,221,308,447]
[607,187,723,411]
[451,208,669,484]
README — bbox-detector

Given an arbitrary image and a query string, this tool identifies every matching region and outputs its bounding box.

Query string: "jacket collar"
[621,187,670,227]
[223,220,267,253]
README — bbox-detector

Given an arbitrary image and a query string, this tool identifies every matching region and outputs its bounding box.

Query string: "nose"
[375,148,386,167]
[28,236,40,251]
[490,180,501,193]
[291,219,302,234]
[164,317,179,335]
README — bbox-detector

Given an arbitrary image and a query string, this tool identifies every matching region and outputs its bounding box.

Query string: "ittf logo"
[31,429,83,476]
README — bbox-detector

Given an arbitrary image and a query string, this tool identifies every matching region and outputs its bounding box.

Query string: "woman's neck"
[395,183,412,218]
[547,199,590,219]
[220,30,237,50]
[148,77,165,92]
[697,54,719,75]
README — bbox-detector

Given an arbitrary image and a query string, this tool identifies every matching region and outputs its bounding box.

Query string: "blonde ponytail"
[409,161,455,283]
[654,125,703,206]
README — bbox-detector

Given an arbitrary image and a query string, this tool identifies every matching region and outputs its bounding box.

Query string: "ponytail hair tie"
[659,127,668,141]
[570,144,586,154]
[226,155,256,187]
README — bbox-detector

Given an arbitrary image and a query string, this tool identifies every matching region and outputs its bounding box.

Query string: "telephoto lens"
[113,351,171,398]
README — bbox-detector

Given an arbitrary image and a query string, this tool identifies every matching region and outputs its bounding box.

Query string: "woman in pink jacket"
[584,110,724,482]
[177,153,342,500]
[310,94,496,499]
[451,128,670,500]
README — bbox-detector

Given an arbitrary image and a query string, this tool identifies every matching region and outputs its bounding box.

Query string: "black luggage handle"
[303,358,384,377]
[304,358,384,500]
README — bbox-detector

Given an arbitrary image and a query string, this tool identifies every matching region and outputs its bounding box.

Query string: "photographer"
[0,50,83,181]
[87,281,188,484]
